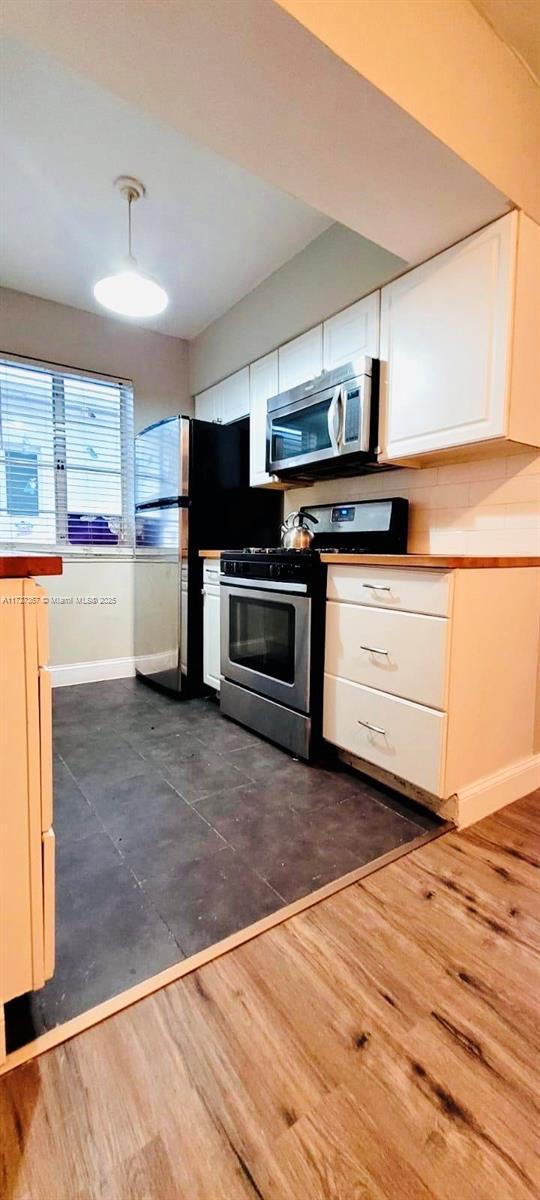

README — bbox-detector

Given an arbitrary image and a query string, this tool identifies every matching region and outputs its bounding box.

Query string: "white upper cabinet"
[278,325,323,392]
[195,382,221,423]
[380,211,540,463]
[220,367,249,423]
[323,293,380,371]
[195,367,249,425]
[249,351,282,488]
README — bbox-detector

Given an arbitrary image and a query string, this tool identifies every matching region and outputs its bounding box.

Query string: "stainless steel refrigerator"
[134,415,281,697]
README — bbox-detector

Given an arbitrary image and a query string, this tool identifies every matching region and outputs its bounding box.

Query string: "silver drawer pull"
[362,582,391,592]
[357,719,386,735]
[361,644,389,656]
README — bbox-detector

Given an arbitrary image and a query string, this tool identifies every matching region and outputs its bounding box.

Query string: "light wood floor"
[1,793,539,1200]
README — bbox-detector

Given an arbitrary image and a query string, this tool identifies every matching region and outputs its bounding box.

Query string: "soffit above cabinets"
[471,0,540,83]
[3,0,512,271]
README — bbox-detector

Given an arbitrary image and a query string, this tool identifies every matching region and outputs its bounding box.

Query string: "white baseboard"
[50,656,135,687]
[455,754,540,829]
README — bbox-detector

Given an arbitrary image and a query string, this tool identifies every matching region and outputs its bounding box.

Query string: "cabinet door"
[195,382,223,423]
[221,368,249,424]
[249,351,280,487]
[323,293,380,371]
[380,212,515,460]
[278,325,323,391]
[203,587,221,690]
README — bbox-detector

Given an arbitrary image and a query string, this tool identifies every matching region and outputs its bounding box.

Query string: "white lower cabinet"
[323,563,540,827]
[325,602,448,710]
[327,564,450,617]
[324,674,446,795]
[203,559,221,691]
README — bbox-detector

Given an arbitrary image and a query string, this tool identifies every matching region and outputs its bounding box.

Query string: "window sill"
[0,545,135,561]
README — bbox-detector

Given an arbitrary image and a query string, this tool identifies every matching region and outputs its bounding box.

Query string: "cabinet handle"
[357,719,386,735]
[362,582,391,592]
[360,645,389,656]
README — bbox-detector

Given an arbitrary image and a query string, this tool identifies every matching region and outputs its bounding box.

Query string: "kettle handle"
[300,510,319,526]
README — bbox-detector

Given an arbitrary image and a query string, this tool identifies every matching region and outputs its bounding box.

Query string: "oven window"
[271,398,332,463]
[229,596,295,683]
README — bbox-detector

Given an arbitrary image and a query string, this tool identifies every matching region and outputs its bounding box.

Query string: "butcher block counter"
[199,551,540,568]
[320,553,540,568]
[0,554,63,578]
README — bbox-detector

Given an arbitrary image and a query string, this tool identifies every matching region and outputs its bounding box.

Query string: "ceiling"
[0,40,331,339]
[471,0,540,82]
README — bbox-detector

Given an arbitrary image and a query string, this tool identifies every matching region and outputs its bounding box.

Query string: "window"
[0,356,134,551]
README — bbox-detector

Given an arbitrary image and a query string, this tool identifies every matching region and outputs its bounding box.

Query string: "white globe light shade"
[93,268,168,318]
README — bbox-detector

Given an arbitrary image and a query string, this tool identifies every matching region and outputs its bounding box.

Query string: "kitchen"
[1,4,539,1191]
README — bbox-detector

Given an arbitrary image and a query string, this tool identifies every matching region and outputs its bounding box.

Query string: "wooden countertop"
[199,549,539,568]
[0,554,63,579]
[320,554,540,568]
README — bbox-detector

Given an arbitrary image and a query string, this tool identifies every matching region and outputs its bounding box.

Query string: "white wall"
[189,224,404,394]
[0,287,191,431]
[0,287,191,675]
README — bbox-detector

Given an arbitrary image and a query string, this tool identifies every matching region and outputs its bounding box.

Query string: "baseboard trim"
[455,754,540,829]
[50,657,135,687]
[337,748,540,830]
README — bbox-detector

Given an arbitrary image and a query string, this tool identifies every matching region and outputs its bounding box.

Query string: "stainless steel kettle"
[280,509,318,550]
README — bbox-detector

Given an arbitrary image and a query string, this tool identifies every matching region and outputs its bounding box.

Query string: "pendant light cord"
[128,192,133,258]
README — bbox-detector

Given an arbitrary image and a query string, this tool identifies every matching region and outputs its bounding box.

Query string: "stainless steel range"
[219,497,408,760]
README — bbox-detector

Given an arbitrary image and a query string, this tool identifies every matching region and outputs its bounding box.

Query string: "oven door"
[221,580,311,713]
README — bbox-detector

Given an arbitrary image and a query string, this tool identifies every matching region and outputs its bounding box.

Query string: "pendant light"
[94,177,168,319]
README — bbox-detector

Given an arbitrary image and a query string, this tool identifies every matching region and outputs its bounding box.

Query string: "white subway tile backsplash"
[469,474,540,507]
[504,503,540,532]
[506,451,540,477]
[436,457,506,483]
[285,449,540,555]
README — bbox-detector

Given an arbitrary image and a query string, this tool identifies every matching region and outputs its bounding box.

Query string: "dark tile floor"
[6,678,444,1052]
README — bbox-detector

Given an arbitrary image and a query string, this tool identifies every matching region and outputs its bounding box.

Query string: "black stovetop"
[224,546,373,557]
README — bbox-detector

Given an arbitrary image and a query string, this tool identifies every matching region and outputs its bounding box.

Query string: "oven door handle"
[220,575,308,594]
[327,385,343,454]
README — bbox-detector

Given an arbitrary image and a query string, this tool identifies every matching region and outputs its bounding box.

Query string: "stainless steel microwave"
[266,358,381,479]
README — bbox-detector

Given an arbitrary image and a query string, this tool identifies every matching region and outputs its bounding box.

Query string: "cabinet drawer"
[203,559,221,585]
[327,565,450,617]
[325,602,448,709]
[323,674,446,794]
[42,827,55,982]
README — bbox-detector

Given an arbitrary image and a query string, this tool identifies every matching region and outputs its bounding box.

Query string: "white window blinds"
[0,356,134,551]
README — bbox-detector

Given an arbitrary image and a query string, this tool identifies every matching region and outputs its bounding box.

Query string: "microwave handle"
[327,385,343,453]
[360,374,372,452]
